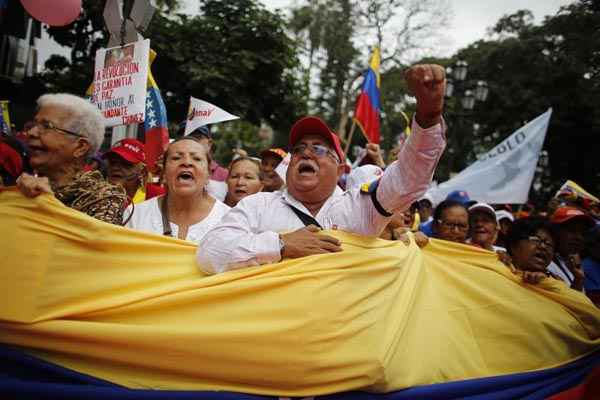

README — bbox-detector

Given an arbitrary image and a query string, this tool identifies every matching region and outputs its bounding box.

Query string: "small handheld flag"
[184,98,239,136]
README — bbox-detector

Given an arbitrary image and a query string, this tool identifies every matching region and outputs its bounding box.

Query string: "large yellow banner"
[0,189,598,397]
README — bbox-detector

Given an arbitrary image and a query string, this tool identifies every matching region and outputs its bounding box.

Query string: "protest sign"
[184,97,239,135]
[428,109,552,204]
[91,39,150,127]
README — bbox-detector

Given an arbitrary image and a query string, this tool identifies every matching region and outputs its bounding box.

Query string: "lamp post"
[442,60,489,179]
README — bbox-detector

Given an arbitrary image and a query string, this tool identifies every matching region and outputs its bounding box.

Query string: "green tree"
[145,0,307,145]
[442,0,600,202]
[38,0,307,163]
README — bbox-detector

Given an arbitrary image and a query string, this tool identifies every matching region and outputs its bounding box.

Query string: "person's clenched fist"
[404,64,446,128]
[16,173,53,198]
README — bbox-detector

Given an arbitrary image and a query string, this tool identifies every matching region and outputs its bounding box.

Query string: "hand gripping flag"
[184,97,239,136]
[555,180,599,209]
[354,48,381,144]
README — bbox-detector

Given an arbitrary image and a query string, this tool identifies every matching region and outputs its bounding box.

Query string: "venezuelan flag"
[142,50,169,172]
[354,48,382,144]
[1,189,599,399]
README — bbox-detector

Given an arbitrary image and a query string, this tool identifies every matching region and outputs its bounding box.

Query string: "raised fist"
[404,64,446,128]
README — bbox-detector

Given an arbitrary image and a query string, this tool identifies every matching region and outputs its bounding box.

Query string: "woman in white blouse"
[125,137,230,243]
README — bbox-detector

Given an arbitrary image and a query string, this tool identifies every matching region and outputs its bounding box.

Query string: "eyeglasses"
[527,236,554,249]
[291,143,339,162]
[437,219,469,231]
[28,120,86,138]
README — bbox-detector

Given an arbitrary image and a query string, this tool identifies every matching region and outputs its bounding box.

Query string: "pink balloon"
[21,0,82,27]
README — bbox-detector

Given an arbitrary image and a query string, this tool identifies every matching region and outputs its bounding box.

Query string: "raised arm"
[374,64,447,216]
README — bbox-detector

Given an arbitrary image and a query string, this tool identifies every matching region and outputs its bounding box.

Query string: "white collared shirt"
[197,119,446,274]
[125,196,230,243]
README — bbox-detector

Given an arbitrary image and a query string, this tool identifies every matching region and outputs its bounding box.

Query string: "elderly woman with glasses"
[16,93,126,224]
[506,217,559,285]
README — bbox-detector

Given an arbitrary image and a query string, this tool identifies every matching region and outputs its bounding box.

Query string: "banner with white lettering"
[184,97,239,135]
[91,39,150,127]
[428,108,552,205]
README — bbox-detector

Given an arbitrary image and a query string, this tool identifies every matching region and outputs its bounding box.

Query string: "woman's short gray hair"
[37,93,105,156]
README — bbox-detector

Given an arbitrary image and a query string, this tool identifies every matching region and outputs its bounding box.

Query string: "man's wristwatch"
[279,235,285,255]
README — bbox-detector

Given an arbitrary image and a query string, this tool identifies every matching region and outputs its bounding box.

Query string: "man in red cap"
[547,206,596,291]
[198,64,447,274]
[103,139,163,204]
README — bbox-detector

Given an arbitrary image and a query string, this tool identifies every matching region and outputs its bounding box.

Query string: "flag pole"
[344,119,357,156]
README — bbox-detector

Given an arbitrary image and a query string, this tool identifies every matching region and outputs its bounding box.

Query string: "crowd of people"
[1,64,599,308]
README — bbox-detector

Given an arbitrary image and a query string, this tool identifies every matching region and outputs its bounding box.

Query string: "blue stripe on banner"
[1,345,599,400]
[361,68,381,111]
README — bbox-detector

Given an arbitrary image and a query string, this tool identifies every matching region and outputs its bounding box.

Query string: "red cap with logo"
[550,206,595,227]
[103,138,146,164]
[289,116,345,162]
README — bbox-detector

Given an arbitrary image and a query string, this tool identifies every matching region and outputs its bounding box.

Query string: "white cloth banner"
[184,97,239,135]
[428,108,552,205]
[91,39,150,127]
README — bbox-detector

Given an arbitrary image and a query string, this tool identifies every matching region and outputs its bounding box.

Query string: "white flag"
[184,97,239,135]
[428,108,552,205]
[275,153,291,184]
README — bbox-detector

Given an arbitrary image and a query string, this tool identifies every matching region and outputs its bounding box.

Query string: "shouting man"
[197,64,447,274]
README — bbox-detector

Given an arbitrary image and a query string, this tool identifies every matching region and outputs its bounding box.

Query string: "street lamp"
[453,60,468,81]
[474,81,489,102]
[461,90,475,110]
[442,60,490,178]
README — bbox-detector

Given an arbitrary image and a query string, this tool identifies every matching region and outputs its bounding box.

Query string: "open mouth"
[177,171,195,183]
[532,252,548,265]
[28,144,47,155]
[234,189,247,195]
[108,170,123,179]
[298,162,317,176]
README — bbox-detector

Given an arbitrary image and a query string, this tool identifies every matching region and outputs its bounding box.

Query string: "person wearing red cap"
[260,148,286,192]
[547,206,596,291]
[103,139,150,203]
[197,64,448,274]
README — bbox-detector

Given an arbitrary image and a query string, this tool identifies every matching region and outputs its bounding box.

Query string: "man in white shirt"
[197,64,447,274]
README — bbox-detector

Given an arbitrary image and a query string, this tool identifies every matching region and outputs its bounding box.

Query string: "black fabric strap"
[159,195,173,237]
[288,204,322,229]
[370,186,393,217]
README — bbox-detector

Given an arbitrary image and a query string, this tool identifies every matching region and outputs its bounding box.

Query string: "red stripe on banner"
[354,92,380,144]
[144,127,169,172]
[547,365,600,400]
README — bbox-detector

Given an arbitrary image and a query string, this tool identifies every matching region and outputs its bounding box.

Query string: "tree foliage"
[442,0,600,201]
[145,0,307,139]
[38,0,307,163]
[289,0,450,139]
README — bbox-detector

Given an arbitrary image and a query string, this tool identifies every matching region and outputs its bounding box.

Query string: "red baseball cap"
[103,138,146,164]
[260,148,287,160]
[550,206,595,227]
[289,116,345,162]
